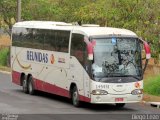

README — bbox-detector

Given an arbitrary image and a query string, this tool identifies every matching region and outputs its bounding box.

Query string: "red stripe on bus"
[12,71,21,85]
[35,79,70,98]
[79,95,91,103]
[12,71,91,102]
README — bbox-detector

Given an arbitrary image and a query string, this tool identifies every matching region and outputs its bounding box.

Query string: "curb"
[142,101,160,109]
[149,102,160,108]
[0,70,11,74]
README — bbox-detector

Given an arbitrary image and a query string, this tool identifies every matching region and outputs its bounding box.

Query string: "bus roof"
[13,21,138,37]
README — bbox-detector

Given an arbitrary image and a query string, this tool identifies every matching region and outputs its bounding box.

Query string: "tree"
[0,0,16,34]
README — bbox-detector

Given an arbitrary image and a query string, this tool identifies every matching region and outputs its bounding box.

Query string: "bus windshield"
[92,37,142,81]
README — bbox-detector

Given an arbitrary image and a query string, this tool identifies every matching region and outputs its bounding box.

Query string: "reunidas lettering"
[27,51,48,63]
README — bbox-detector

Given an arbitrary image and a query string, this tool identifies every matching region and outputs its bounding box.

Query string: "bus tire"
[28,76,35,95]
[115,103,125,108]
[72,86,80,107]
[22,79,28,94]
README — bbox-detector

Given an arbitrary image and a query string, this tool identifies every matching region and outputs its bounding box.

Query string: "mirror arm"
[143,59,149,74]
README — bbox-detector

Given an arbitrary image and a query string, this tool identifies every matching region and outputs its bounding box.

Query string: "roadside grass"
[0,47,9,66]
[0,35,11,46]
[144,75,160,97]
[143,93,160,102]
[0,34,11,71]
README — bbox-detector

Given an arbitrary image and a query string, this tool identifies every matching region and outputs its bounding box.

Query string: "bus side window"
[71,33,87,67]
[43,30,70,52]
[32,29,44,49]
[12,28,70,52]
[55,30,70,53]
[12,27,34,47]
[12,27,44,49]
[43,30,55,51]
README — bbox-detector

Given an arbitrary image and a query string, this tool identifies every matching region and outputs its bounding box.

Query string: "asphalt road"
[0,72,159,120]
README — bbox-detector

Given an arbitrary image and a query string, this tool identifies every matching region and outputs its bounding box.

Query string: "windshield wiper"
[123,75,141,80]
[107,75,141,80]
[95,74,141,82]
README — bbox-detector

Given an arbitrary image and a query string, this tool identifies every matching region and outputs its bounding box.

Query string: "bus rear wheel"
[115,103,125,108]
[72,86,80,107]
[22,79,28,94]
[28,76,35,95]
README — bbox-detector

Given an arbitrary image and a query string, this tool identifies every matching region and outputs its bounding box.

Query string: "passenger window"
[55,30,70,52]
[12,27,70,53]
[12,27,44,49]
[71,33,87,66]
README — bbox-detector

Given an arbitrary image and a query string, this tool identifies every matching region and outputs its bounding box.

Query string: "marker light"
[135,82,141,88]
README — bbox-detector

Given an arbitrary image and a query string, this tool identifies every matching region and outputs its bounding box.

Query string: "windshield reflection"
[92,37,142,80]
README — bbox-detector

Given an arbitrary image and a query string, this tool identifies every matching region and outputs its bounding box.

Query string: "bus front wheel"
[72,86,80,107]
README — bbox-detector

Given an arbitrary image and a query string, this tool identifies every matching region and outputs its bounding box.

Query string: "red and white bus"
[11,21,151,107]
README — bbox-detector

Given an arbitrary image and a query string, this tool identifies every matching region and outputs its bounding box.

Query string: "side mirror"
[87,40,96,60]
[142,41,151,73]
[143,41,151,59]
[87,43,93,60]
[84,37,96,60]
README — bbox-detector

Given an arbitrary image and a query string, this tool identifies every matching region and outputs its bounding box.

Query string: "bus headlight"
[131,89,143,95]
[92,89,108,95]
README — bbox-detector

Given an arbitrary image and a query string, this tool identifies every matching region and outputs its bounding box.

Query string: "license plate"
[115,98,124,102]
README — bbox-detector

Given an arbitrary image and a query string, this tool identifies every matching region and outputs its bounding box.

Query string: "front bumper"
[91,93,143,104]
